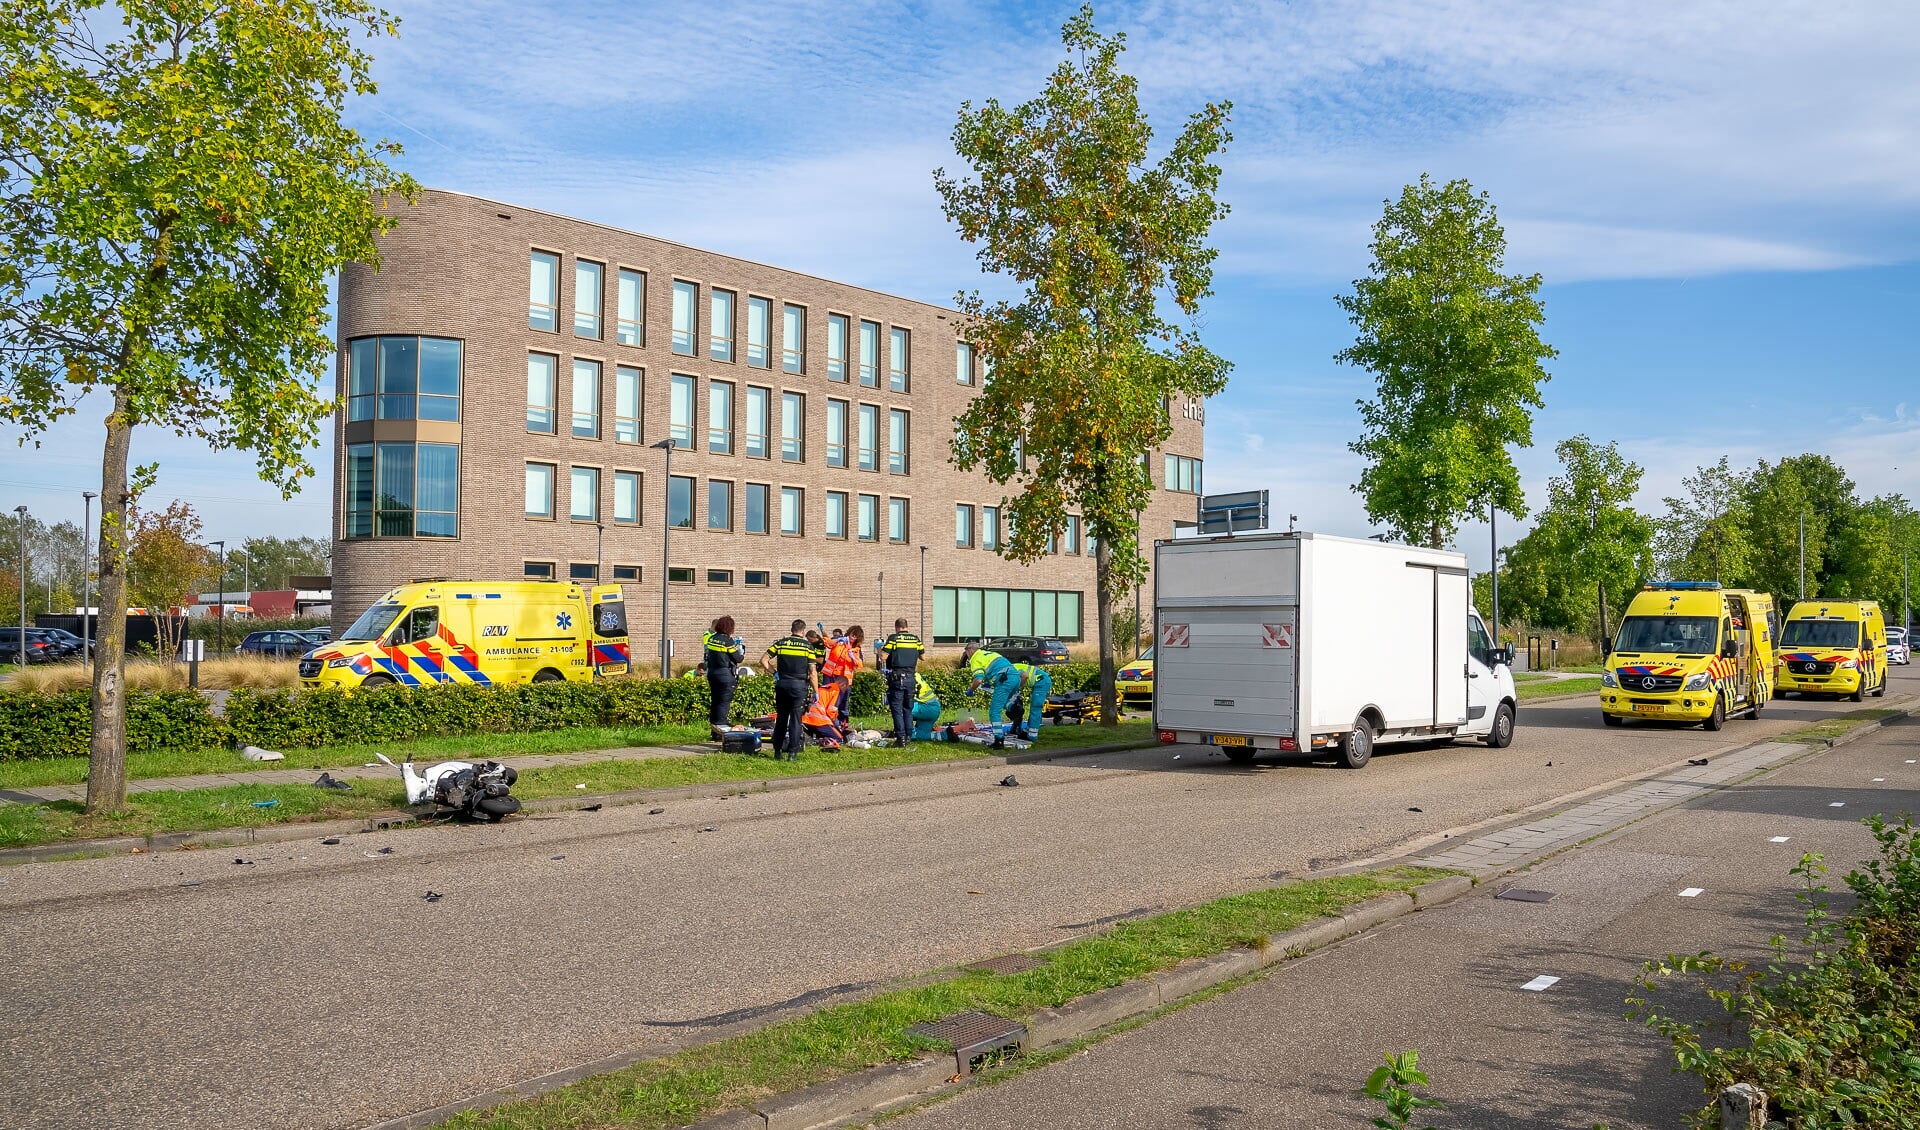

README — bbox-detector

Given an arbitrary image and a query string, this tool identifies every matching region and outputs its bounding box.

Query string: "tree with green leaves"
[1339,175,1555,548]
[125,500,213,665]
[0,0,415,811]
[234,535,331,592]
[1654,456,1754,582]
[934,4,1232,722]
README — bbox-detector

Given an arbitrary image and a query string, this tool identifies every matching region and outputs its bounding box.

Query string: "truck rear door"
[1153,539,1298,742]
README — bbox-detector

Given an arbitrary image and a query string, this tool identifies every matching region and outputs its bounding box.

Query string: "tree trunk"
[1096,538,1117,725]
[86,392,134,814]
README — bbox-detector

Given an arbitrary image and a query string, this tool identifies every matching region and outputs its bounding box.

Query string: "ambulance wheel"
[1702,695,1726,731]
[1872,674,1886,698]
[361,674,394,688]
[1748,697,1763,719]
[1340,717,1374,769]
[1485,702,1515,748]
[1849,683,1864,703]
[1602,713,1624,727]
[1223,748,1256,764]
[532,668,565,684]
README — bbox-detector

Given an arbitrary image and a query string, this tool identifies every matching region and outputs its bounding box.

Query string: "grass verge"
[1777,707,1900,745]
[0,780,409,848]
[1517,675,1603,701]
[439,865,1452,1130]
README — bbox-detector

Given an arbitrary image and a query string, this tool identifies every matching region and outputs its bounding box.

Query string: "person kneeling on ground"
[802,695,849,749]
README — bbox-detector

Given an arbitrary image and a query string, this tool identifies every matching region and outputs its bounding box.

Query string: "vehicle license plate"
[1632,704,1665,714]
[1212,735,1249,747]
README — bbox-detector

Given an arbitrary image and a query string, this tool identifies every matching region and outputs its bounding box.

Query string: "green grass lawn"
[1518,675,1603,702]
[440,865,1452,1130]
[1779,708,1900,745]
[0,779,410,848]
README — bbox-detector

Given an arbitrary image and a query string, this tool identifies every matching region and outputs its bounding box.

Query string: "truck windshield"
[1614,616,1717,654]
[340,602,404,642]
[1780,620,1860,649]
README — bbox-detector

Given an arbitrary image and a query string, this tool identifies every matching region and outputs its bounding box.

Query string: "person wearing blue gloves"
[1007,660,1053,740]
[961,642,1020,725]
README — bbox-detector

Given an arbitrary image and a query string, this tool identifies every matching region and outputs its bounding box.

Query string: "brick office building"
[332,189,1205,661]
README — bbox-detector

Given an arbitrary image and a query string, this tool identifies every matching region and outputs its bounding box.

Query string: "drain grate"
[1497,887,1556,903]
[967,954,1042,975]
[904,1010,1026,1074]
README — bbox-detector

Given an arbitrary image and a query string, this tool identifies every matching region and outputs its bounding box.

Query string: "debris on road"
[320,837,341,845]
[550,854,566,861]
[422,890,442,903]
[698,826,717,833]
[129,847,144,854]
[999,775,1020,788]
[179,881,200,888]
[582,803,604,812]
[1688,758,1709,766]
[251,800,279,808]
[313,772,352,791]
[1407,806,1423,813]
[1678,888,1704,897]
[968,889,985,895]
[1520,975,1560,991]
[647,807,665,815]
[239,745,285,762]
[232,858,253,866]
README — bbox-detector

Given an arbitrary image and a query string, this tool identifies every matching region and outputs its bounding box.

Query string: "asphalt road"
[2,669,1914,1130]
[883,690,1920,1130]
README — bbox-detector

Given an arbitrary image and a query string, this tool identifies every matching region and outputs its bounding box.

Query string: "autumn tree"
[1339,175,1555,548]
[0,1,415,811]
[935,5,1233,721]
[125,500,213,663]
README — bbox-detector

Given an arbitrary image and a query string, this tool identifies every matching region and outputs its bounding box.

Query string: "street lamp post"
[1489,504,1502,649]
[82,491,94,667]
[651,438,674,678]
[595,521,605,586]
[1798,513,1806,601]
[210,540,225,656]
[919,545,927,637]
[13,506,26,667]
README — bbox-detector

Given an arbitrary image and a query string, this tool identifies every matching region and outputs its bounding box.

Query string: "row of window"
[528,250,989,390]
[346,336,463,423]
[522,561,808,589]
[932,587,1085,643]
[524,464,914,543]
[343,442,460,539]
[954,505,1092,555]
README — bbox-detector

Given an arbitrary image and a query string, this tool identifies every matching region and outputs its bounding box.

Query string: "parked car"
[293,628,332,646]
[235,630,319,659]
[34,627,91,659]
[0,629,57,665]
[1116,645,1155,704]
[1890,626,1910,666]
[979,636,1071,665]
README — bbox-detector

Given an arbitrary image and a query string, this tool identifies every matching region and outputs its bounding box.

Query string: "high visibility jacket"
[967,649,1004,680]
[879,631,924,671]
[803,697,838,729]
[824,639,861,678]
[703,630,743,669]
[1011,661,1040,690]
[766,635,817,680]
[914,674,938,705]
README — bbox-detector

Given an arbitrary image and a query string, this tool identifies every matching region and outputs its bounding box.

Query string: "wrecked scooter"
[375,753,521,821]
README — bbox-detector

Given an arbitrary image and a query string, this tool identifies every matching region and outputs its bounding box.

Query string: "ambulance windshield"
[1780,620,1859,649]
[1614,616,1717,654]
[340,601,404,642]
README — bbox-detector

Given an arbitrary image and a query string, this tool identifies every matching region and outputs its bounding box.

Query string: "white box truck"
[1152,531,1517,768]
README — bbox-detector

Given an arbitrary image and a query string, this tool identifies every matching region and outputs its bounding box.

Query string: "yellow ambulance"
[1600,581,1776,730]
[298,580,630,689]
[1775,598,1887,702]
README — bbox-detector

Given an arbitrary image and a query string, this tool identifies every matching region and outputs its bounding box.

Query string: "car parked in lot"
[1116,645,1155,704]
[33,627,91,659]
[1891,626,1910,666]
[978,635,1071,665]
[0,629,58,664]
[235,630,319,659]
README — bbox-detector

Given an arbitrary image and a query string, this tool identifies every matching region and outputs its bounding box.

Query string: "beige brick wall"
[333,189,1206,658]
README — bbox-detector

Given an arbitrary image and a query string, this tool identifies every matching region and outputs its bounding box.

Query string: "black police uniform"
[877,630,925,741]
[766,634,816,758]
[702,629,744,731]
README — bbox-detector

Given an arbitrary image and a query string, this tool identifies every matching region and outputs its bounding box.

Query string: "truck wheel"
[361,674,394,688]
[1702,695,1726,731]
[1484,702,1515,748]
[1602,713,1624,727]
[1340,717,1374,769]
[532,669,564,684]
[1223,748,1256,764]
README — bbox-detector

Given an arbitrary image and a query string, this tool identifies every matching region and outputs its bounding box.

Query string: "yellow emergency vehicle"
[1775,598,1887,702]
[1600,581,1775,730]
[298,580,629,689]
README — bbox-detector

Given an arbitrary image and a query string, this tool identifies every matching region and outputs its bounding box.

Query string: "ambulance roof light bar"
[1644,580,1723,591]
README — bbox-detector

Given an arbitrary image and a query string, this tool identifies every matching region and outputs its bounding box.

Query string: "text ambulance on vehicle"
[1775,598,1888,702]
[299,580,629,689]
[1600,581,1774,730]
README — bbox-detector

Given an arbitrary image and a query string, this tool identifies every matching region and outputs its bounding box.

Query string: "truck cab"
[1775,598,1887,701]
[1600,581,1774,730]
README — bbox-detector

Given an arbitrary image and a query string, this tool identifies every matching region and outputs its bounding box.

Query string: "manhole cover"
[967,954,1042,975]
[1497,888,1556,903]
[904,1010,1026,1074]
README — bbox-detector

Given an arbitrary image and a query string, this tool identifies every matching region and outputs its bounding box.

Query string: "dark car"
[0,629,58,664]
[34,627,91,659]
[235,630,317,659]
[979,636,1071,665]
[295,628,333,645]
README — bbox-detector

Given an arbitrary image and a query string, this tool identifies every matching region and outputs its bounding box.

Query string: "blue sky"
[5,0,1917,571]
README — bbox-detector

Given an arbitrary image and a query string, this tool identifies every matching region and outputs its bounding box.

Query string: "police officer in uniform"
[876,617,925,747]
[766,619,819,760]
[702,616,745,739]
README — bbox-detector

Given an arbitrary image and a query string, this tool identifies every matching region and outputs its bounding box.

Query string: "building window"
[668,474,694,529]
[744,482,769,534]
[780,571,805,589]
[525,462,555,519]
[888,409,909,474]
[671,279,697,355]
[570,562,599,582]
[707,568,734,586]
[956,504,973,548]
[889,327,910,392]
[669,566,695,585]
[373,336,416,420]
[707,479,732,530]
[1046,527,1057,554]
[527,353,556,434]
[614,470,640,525]
[669,373,695,448]
[705,379,733,455]
[415,443,459,538]
[781,391,805,462]
[524,561,555,580]
[372,442,414,536]
[782,304,805,373]
[612,564,641,582]
[574,259,602,339]
[570,466,599,522]
[617,268,645,346]
[745,569,770,588]
[571,358,600,439]
[1164,453,1202,494]
[825,490,847,539]
[419,338,461,422]
[349,335,462,423]
[857,404,878,471]
[827,313,849,381]
[933,587,1084,643]
[858,319,880,387]
[341,441,459,541]
[746,296,772,368]
[530,250,559,331]
[344,444,373,537]
[347,339,376,422]
[1064,514,1080,554]
[955,340,974,386]
[745,386,770,458]
[888,497,908,543]
[826,398,849,468]
[982,505,999,550]
[710,288,735,362]
[857,493,878,542]
[615,366,642,444]
[779,486,803,535]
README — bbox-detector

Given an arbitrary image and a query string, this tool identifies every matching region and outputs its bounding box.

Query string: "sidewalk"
[883,715,1920,1129]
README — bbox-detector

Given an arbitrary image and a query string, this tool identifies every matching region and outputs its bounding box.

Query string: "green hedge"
[0,661,1105,762]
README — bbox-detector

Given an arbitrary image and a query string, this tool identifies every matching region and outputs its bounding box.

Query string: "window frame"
[525,462,556,521]
[669,373,696,449]
[746,295,772,368]
[956,503,974,549]
[614,365,643,444]
[827,313,849,381]
[888,408,909,474]
[955,340,974,386]
[858,319,880,387]
[706,568,734,586]
[667,473,695,530]
[825,489,848,540]
[779,485,804,536]
[671,279,698,356]
[707,477,733,531]
[612,564,641,582]
[571,357,601,440]
[524,561,556,580]
[888,496,909,543]
[782,303,806,374]
[708,378,735,455]
[745,570,771,588]
[744,385,771,459]
[744,481,770,535]
[527,352,557,434]
[529,249,560,332]
[857,492,879,542]
[826,398,849,468]
[709,287,735,362]
[888,326,910,392]
[569,465,600,523]
[573,258,603,339]
[857,403,879,471]
[613,469,641,525]
[616,267,646,346]
[780,390,805,463]
[668,566,696,585]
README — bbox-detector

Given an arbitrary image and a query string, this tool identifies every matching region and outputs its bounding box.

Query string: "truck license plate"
[1212,735,1249,747]
[1632,704,1665,714]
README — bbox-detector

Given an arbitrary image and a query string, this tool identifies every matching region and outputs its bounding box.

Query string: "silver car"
[1889,626,1910,666]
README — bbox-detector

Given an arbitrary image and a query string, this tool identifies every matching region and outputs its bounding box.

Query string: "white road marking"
[1830,802,1846,808]
[1678,888,1704,898]
[1521,975,1560,991]
[1874,778,1886,782]
[1770,836,1791,843]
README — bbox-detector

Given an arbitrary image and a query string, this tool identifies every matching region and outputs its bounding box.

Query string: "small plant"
[1364,1050,1442,1130]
